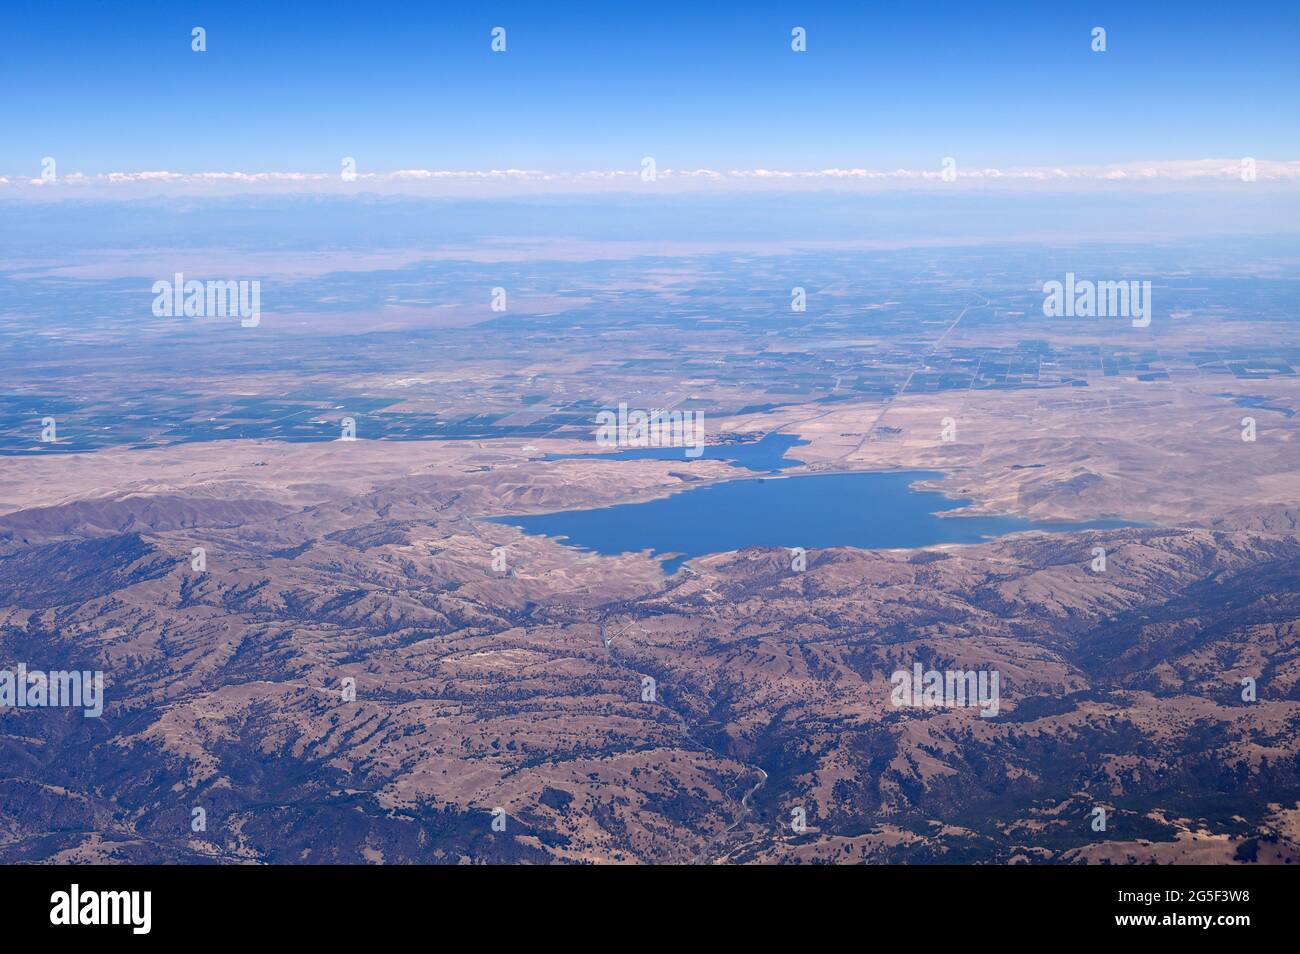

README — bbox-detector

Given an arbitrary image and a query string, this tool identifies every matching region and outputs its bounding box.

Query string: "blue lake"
[489,470,1141,574]
[544,431,809,471]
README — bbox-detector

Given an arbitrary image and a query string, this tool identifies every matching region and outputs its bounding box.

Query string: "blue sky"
[0,0,1296,178]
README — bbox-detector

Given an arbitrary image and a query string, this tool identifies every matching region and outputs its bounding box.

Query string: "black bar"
[0,863,1281,940]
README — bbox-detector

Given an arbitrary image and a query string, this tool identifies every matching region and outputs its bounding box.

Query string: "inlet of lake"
[543,431,809,471]
[488,469,1141,574]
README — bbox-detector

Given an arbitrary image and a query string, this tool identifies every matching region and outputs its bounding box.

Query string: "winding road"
[690,767,768,865]
[596,618,769,864]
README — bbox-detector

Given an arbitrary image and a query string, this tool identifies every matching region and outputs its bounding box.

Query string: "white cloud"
[2,159,1297,195]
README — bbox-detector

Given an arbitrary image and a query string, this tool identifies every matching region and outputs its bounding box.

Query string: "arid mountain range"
[1,342,1296,862]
